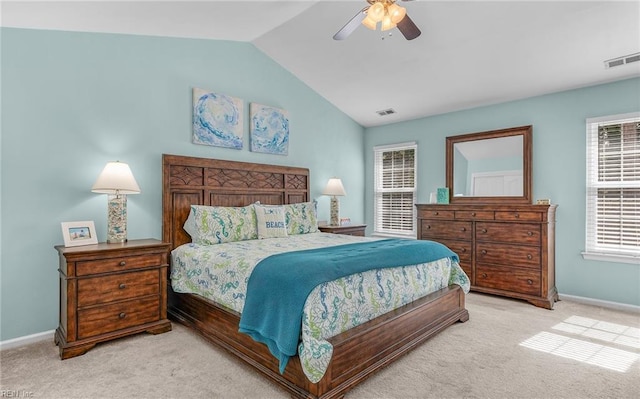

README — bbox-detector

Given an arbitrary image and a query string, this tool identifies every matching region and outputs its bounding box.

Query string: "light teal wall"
[0,28,365,341]
[365,77,640,307]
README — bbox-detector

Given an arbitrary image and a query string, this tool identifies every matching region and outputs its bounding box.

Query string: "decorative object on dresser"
[91,161,141,243]
[322,177,347,226]
[416,204,557,309]
[162,154,468,399]
[318,224,366,236]
[55,239,172,359]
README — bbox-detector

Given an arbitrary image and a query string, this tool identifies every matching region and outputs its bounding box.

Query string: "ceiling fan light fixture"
[362,15,378,30]
[381,14,396,31]
[367,2,385,22]
[388,3,406,24]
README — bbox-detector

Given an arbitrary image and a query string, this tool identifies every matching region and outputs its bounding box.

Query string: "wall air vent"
[604,52,640,69]
[376,108,396,116]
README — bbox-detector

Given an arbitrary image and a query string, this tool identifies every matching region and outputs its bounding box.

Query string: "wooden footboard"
[168,285,468,399]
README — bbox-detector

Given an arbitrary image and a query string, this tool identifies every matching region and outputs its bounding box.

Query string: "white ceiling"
[2,0,639,127]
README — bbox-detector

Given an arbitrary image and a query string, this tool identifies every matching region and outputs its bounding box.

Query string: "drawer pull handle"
[481,250,487,255]
[527,231,533,236]
[481,228,487,234]
[426,225,431,229]
[118,312,126,319]
[119,283,126,289]
[527,279,533,285]
[460,248,466,253]
[433,211,439,216]
[461,227,466,232]
[471,212,476,217]
[482,273,488,278]
[514,213,520,218]
[119,261,126,267]
[527,254,533,260]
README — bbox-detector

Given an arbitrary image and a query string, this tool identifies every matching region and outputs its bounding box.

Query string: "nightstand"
[318,224,366,236]
[54,239,172,359]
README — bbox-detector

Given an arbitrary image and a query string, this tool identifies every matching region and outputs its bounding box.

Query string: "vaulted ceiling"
[3,0,639,127]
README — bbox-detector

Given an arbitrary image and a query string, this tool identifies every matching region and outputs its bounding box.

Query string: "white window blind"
[585,112,640,262]
[374,142,417,237]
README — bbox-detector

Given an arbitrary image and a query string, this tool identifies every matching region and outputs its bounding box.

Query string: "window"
[373,142,417,237]
[584,112,640,264]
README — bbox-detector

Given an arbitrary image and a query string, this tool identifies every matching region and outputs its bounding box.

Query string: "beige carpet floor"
[1,293,639,399]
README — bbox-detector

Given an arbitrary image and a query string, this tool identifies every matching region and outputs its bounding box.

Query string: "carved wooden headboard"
[162,154,310,250]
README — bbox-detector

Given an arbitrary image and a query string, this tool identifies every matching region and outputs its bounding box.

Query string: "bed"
[162,154,469,399]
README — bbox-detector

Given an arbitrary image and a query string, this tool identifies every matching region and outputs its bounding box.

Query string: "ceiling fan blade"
[333,7,368,40]
[397,14,421,40]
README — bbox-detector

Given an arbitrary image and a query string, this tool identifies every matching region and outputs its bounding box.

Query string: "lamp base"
[329,196,340,226]
[107,194,128,243]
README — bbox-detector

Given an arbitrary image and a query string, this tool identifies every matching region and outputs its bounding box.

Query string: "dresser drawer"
[476,243,540,268]
[77,296,160,339]
[421,220,472,241]
[77,270,160,307]
[476,265,541,296]
[475,222,541,245]
[77,254,163,276]
[495,211,542,222]
[433,239,472,278]
[417,209,454,219]
[454,211,494,220]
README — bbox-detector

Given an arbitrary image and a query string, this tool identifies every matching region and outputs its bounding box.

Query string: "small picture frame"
[61,221,98,247]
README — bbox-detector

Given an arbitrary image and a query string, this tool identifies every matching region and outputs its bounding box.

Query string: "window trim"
[373,141,417,238]
[583,112,640,264]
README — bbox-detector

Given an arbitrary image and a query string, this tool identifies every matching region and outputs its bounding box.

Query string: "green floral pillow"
[183,204,258,245]
[284,201,318,235]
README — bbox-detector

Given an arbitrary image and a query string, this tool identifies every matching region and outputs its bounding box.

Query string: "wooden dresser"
[55,239,172,359]
[416,204,557,309]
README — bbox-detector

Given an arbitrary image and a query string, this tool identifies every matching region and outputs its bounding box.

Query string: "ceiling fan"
[333,0,421,41]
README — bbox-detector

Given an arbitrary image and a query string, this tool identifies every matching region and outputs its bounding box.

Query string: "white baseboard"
[0,329,55,351]
[559,293,640,314]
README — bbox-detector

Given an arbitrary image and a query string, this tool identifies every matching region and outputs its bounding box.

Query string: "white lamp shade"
[322,178,346,197]
[91,161,141,194]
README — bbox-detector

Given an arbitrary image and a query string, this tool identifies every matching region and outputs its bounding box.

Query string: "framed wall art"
[250,103,289,155]
[192,88,244,149]
[61,221,98,247]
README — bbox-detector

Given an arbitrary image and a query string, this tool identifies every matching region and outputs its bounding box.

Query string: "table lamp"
[91,161,141,243]
[322,178,346,226]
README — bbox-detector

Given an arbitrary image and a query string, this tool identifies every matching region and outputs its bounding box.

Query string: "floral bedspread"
[171,233,470,383]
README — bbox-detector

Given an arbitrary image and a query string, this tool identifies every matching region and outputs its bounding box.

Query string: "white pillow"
[254,204,288,239]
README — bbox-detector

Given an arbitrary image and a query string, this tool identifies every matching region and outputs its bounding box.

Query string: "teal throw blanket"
[238,238,459,374]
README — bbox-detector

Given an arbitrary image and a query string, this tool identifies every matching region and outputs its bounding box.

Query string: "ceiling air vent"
[376,108,396,116]
[604,52,640,69]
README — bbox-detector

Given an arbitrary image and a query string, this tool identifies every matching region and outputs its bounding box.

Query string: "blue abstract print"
[193,88,243,149]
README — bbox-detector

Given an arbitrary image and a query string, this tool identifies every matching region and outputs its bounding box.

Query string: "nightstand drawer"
[77,296,160,339]
[77,254,163,276]
[78,270,160,307]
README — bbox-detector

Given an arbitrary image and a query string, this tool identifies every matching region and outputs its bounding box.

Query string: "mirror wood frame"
[446,125,532,204]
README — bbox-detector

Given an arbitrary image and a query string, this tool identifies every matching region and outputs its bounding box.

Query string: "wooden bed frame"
[162,154,469,399]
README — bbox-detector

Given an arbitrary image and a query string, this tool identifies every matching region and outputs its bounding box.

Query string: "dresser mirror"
[446,125,532,204]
